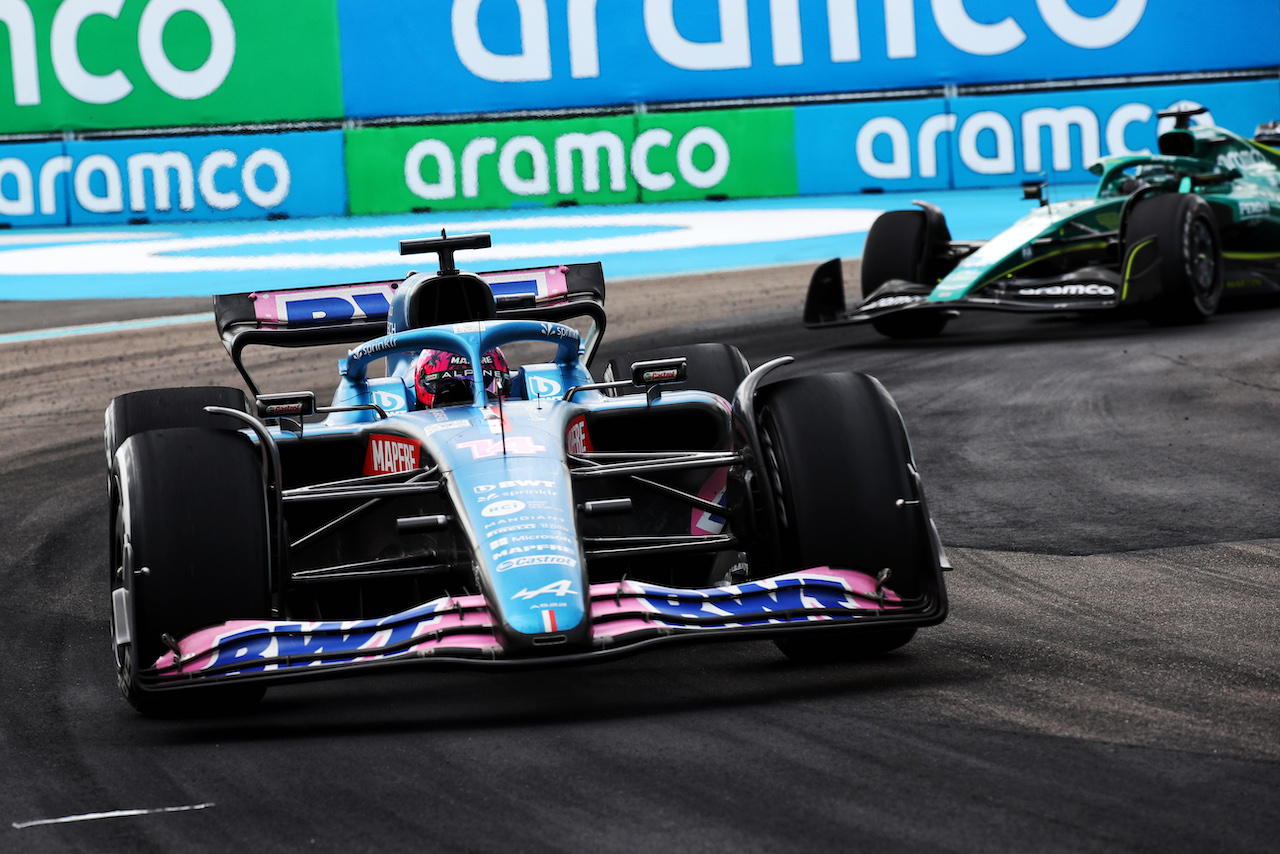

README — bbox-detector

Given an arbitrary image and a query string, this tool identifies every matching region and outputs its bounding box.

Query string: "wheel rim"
[1186,217,1218,304]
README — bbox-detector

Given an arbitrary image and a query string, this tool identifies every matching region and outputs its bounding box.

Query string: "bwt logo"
[278,290,391,324]
[526,375,562,398]
[450,0,1148,82]
[1,0,235,107]
[0,148,290,218]
[404,126,730,201]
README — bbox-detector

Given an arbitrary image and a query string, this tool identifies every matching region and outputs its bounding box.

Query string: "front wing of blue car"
[136,567,944,691]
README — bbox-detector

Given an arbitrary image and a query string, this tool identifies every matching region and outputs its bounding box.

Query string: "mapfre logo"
[363,433,420,475]
[566,415,593,454]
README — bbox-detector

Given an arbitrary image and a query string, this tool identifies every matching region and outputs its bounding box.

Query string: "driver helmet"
[413,347,510,408]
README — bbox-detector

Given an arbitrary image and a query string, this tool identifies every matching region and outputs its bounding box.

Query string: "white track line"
[12,802,214,829]
[0,312,214,345]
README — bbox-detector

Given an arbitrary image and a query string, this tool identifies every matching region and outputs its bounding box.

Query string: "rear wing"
[214,263,606,395]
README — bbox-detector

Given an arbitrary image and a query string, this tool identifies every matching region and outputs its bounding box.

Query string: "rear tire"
[105,386,250,465]
[755,373,929,662]
[861,211,950,339]
[111,428,271,716]
[1127,194,1222,325]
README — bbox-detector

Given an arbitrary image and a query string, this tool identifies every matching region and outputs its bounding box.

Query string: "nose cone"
[503,575,585,637]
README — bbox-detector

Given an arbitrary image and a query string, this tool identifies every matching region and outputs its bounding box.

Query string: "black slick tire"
[1127,194,1223,325]
[755,373,927,662]
[861,211,950,339]
[604,343,750,401]
[110,428,271,716]
[105,386,251,465]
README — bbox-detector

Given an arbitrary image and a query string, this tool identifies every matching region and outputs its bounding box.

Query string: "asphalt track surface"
[2,266,1278,852]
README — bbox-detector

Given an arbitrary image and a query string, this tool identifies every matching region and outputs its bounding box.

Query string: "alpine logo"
[1017,284,1116,297]
[511,579,577,601]
[363,434,420,475]
[566,415,593,454]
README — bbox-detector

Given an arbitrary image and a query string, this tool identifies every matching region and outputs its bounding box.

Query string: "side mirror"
[256,391,317,419]
[631,357,687,387]
[631,357,687,404]
[1022,181,1048,207]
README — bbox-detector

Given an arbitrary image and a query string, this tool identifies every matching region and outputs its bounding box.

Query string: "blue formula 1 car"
[806,108,1280,339]
[104,232,949,715]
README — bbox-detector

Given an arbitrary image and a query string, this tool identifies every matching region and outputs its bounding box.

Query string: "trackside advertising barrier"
[345,109,796,215]
[0,0,343,133]
[0,131,346,226]
[336,0,1280,117]
[794,79,1280,196]
[1,2,1278,227]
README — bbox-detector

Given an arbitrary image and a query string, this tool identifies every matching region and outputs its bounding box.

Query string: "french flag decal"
[542,610,559,632]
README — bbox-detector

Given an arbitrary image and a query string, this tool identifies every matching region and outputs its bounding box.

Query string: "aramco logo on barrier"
[404,126,730,201]
[0,147,289,218]
[852,100,1213,182]
[0,0,235,106]
[449,0,1148,82]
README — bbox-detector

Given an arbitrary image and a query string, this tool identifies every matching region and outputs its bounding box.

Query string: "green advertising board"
[346,108,797,215]
[634,108,796,203]
[0,0,343,133]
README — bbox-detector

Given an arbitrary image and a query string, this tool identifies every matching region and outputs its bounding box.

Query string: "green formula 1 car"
[805,107,1280,339]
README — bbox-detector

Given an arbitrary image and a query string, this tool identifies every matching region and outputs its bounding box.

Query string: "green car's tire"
[1128,194,1223,325]
[861,211,951,339]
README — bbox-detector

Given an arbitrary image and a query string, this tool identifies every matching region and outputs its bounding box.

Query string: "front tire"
[861,211,951,339]
[1127,194,1223,325]
[754,373,934,662]
[111,428,271,716]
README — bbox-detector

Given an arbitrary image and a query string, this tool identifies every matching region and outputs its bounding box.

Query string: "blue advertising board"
[794,78,1280,195]
[63,131,347,226]
[0,140,71,228]
[795,97,952,194]
[946,78,1280,189]
[338,0,1280,118]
